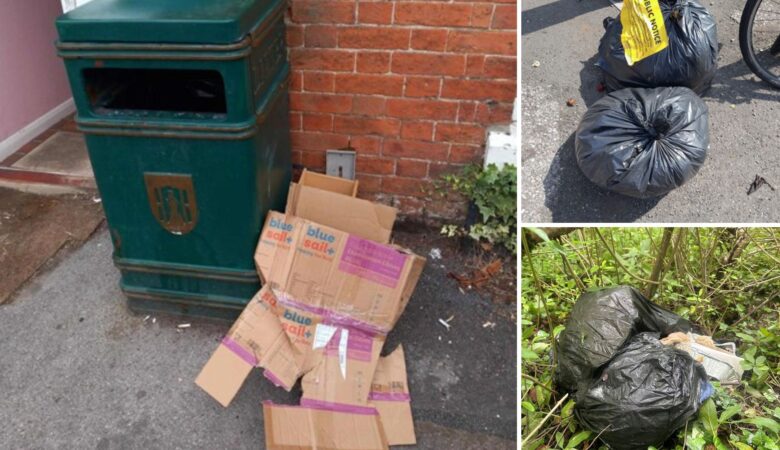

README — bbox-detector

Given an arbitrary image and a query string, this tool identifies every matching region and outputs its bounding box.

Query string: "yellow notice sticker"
[620,0,669,65]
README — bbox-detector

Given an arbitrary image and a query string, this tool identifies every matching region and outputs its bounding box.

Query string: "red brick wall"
[286,0,517,221]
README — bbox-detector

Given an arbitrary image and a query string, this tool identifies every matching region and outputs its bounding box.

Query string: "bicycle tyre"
[739,0,780,89]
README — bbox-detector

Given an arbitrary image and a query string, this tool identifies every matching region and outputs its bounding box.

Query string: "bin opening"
[83,68,227,116]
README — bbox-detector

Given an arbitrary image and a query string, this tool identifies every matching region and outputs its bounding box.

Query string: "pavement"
[0,187,103,304]
[521,0,780,223]
[0,226,516,449]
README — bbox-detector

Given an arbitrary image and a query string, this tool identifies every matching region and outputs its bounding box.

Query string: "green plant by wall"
[439,164,517,254]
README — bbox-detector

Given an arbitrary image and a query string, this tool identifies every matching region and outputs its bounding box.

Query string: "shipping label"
[339,236,406,288]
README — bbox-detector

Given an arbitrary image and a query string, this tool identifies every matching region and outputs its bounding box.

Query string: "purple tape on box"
[339,235,407,288]
[368,392,411,402]
[275,291,389,336]
[222,336,258,366]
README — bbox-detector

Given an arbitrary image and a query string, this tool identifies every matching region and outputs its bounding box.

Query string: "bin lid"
[56,0,281,45]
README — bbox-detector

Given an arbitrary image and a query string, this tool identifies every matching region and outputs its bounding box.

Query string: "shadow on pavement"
[578,53,605,107]
[522,0,612,36]
[542,133,663,222]
[540,54,660,222]
[705,58,780,104]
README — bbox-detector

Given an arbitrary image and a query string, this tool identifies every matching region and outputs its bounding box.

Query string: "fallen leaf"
[448,259,503,289]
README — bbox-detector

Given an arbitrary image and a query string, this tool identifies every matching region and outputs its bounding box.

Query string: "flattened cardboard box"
[195,285,383,407]
[197,215,424,407]
[255,211,425,333]
[370,345,416,446]
[195,285,304,407]
[196,291,416,446]
[198,178,424,443]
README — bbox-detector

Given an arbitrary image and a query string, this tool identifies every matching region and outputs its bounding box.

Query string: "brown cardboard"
[264,402,389,450]
[299,328,385,407]
[285,178,396,244]
[255,211,425,332]
[298,169,359,197]
[194,344,253,408]
[199,183,424,446]
[195,286,304,407]
[370,346,416,446]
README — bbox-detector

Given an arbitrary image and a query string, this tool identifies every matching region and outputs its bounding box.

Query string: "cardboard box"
[254,208,423,408]
[197,175,425,445]
[255,211,425,333]
[285,171,396,244]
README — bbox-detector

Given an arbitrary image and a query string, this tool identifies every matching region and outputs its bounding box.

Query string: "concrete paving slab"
[521,0,780,223]
[0,228,517,448]
[13,131,92,177]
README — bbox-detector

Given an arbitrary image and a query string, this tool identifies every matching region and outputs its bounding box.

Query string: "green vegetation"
[440,163,517,254]
[521,228,780,450]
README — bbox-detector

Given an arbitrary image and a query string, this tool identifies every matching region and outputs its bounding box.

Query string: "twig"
[595,229,660,284]
[730,293,778,327]
[583,424,612,450]
[520,373,557,394]
[645,228,674,298]
[563,235,597,284]
[561,252,586,291]
[522,233,558,379]
[521,393,569,446]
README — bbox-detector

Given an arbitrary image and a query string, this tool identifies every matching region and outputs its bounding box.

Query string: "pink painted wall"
[0,0,70,142]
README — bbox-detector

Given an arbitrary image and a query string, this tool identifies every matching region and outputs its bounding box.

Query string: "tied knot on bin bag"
[554,286,714,450]
[631,106,673,141]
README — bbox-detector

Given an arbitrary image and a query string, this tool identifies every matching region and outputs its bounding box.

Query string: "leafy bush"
[440,164,517,254]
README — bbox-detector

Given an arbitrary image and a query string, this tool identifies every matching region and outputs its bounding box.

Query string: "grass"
[520,227,780,450]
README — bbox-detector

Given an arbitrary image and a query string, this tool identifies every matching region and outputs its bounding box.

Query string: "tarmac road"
[521,0,780,223]
[0,227,517,449]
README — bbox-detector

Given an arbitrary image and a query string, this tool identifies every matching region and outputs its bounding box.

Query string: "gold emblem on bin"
[144,173,198,235]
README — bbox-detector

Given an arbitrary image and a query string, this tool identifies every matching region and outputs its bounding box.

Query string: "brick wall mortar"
[286,0,516,221]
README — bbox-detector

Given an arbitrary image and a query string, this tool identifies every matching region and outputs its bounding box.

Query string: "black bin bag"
[596,0,718,94]
[574,333,710,450]
[575,87,709,198]
[554,286,691,393]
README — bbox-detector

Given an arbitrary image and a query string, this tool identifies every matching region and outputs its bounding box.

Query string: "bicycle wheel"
[739,0,780,89]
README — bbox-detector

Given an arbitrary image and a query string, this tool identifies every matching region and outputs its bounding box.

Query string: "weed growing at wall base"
[440,163,517,254]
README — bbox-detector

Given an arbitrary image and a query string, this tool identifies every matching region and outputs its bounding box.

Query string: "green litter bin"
[56,0,291,320]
